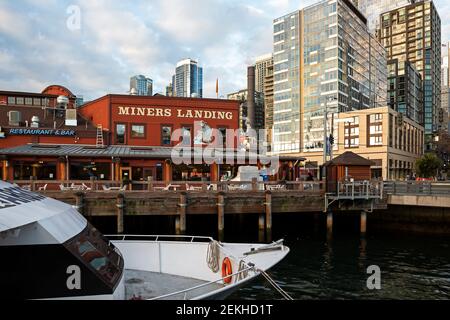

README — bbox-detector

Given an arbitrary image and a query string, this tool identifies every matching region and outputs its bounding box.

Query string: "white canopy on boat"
[0,181,86,244]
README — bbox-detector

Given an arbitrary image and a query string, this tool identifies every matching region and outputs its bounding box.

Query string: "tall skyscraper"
[130,75,153,96]
[441,42,450,132]
[357,0,412,32]
[272,0,387,154]
[378,0,441,143]
[227,89,265,131]
[165,83,174,97]
[173,59,203,98]
[255,54,273,93]
[264,59,274,150]
[387,59,423,123]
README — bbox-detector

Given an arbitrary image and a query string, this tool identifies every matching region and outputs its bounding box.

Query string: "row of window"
[115,123,229,146]
[7,96,48,106]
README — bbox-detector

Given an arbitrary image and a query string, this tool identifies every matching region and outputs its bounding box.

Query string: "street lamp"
[321,96,338,177]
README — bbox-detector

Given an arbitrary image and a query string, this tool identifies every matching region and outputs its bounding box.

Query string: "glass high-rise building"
[378,0,441,141]
[357,0,413,32]
[130,75,153,96]
[388,59,423,123]
[174,59,203,98]
[272,0,387,154]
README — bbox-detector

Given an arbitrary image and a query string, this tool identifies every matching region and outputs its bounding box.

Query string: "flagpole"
[216,78,219,99]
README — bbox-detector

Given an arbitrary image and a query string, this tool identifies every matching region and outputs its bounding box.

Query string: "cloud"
[0,0,449,101]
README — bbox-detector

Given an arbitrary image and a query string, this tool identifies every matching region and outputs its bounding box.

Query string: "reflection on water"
[229,230,450,300]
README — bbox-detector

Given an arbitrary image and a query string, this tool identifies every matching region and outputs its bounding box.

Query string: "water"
[229,233,450,300]
[91,213,450,300]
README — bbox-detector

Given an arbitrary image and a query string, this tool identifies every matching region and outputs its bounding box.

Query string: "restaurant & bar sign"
[8,128,76,136]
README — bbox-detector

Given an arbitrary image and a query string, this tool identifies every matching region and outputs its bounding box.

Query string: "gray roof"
[0,144,305,162]
[0,144,181,159]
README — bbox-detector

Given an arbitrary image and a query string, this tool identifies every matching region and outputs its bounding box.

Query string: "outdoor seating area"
[153,184,182,191]
[266,184,287,191]
[102,185,127,191]
[59,183,92,191]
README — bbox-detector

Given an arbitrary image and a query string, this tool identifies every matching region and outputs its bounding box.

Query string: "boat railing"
[148,265,257,300]
[105,234,214,243]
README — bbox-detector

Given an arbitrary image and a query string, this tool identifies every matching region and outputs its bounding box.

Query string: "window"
[370,114,383,122]
[131,124,145,138]
[181,126,193,146]
[115,124,126,144]
[7,97,15,104]
[25,97,32,105]
[218,127,228,146]
[16,97,24,105]
[370,136,383,146]
[161,125,172,145]
[33,98,41,106]
[65,223,123,286]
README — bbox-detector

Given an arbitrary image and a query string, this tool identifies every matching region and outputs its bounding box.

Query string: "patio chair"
[82,183,92,191]
[59,184,70,191]
[21,185,31,191]
[38,184,48,191]
[102,185,111,191]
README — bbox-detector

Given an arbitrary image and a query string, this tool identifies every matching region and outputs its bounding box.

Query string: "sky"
[1,0,450,101]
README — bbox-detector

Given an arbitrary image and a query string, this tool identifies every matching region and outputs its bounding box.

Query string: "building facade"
[0,87,242,183]
[357,0,413,32]
[165,83,174,97]
[378,0,441,144]
[173,59,203,98]
[255,54,273,93]
[441,42,450,132]
[272,0,387,155]
[297,106,424,180]
[388,59,423,124]
[264,59,274,150]
[130,75,153,96]
[227,89,265,131]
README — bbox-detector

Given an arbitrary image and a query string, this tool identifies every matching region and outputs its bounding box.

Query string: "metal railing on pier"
[335,181,384,200]
[384,181,450,196]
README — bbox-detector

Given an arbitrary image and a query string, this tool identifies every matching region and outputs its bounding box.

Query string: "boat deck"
[124,269,223,300]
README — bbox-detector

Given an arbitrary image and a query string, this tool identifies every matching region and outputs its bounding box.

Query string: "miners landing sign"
[116,106,234,120]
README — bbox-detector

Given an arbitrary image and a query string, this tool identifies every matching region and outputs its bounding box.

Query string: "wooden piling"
[177,192,187,235]
[217,192,225,241]
[265,191,272,242]
[90,176,95,191]
[252,177,258,191]
[360,210,367,236]
[74,192,84,215]
[326,210,333,235]
[116,194,125,234]
[30,176,36,191]
[258,214,265,231]
[147,176,154,191]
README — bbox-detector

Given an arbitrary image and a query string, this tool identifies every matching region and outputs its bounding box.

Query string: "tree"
[435,131,450,173]
[415,153,443,178]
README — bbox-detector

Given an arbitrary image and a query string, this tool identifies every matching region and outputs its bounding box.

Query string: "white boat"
[0,181,289,300]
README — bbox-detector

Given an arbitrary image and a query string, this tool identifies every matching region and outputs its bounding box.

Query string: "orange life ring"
[222,257,233,284]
